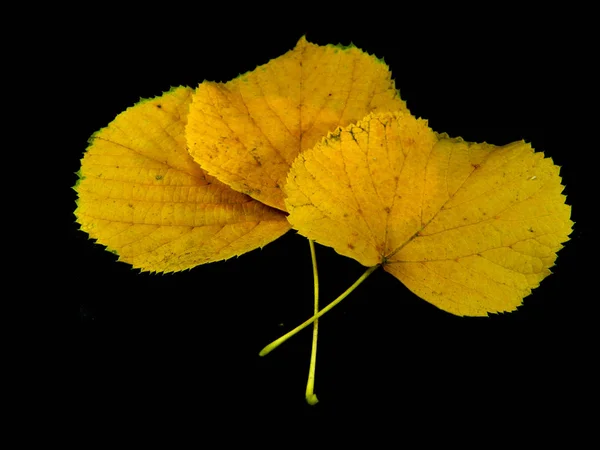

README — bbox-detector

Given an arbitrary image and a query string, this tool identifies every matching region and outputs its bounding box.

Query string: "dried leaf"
[285,111,572,316]
[74,87,290,273]
[186,36,408,211]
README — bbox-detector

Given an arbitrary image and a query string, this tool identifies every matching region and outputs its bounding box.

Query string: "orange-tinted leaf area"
[186,36,408,211]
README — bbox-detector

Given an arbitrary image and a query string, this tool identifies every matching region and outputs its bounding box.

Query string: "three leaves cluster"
[75,37,572,317]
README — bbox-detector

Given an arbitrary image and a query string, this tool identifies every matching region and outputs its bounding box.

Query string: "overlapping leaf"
[74,87,290,273]
[285,111,572,316]
[74,38,571,319]
[186,36,408,211]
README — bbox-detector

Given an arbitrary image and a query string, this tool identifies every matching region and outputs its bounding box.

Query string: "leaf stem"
[259,264,379,357]
[305,240,319,406]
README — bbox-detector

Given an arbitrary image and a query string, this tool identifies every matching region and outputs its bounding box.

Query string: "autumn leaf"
[186,36,408,211]
[74,86,290,273]
[285,111,572,316]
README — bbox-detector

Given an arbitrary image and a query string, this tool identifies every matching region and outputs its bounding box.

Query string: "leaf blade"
[74,87,290,273]
[186,37,408,211]
[285,111,572,316]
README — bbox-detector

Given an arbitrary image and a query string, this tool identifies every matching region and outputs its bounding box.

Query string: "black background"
[65,7,590,438]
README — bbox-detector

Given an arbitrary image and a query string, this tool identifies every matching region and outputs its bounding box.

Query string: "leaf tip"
[296,35,308,46]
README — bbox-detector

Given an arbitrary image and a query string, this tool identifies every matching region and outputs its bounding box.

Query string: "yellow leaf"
[74,87,290,273]
[285,111,572,316]
[186,36,408,211]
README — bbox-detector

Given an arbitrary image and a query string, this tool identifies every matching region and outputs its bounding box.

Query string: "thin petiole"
[259,265,379,357]
[305,239,319,405]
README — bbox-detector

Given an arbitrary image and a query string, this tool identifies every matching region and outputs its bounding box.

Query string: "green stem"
[305,240,319,406]
[259,264,379,357]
